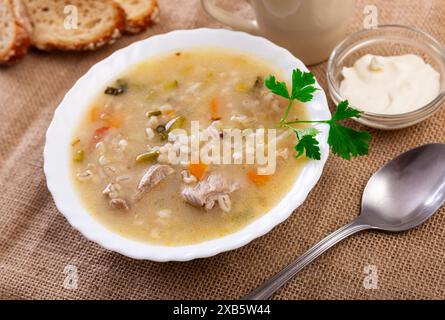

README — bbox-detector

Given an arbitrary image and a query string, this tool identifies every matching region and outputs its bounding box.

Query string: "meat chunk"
[134,164,175,200]
[138,164,175,191]
[102,182,129,210]
[109,198,129,210]
[182,174,239,211]
[102,182,121,199]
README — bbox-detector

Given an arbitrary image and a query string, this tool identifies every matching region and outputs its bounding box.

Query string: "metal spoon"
[244,143,445,300]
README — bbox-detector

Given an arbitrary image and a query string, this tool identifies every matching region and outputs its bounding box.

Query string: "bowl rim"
[327,24,445,119]
[43,28,331,261]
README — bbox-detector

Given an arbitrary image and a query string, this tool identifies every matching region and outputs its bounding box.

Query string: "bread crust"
[120,0,159,34]
[1,0,160,64]
[0,0,31,65]
[29,0,127,51]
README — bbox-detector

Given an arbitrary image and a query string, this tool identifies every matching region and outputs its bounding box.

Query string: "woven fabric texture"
[0,0,444,299]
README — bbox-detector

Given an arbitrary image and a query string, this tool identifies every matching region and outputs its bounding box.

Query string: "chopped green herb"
[104,80,128,96]
[165,115,186,132]
[253,76,263,89]
[105,87,124,95]
[156,115,186,140]
[265,69,371,160]
[146,110,162,118]
[156,124,166,136]
[136,150,160,163]
[164,80,179,91]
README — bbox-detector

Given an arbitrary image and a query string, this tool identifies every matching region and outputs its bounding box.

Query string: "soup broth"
[71,48,309,245]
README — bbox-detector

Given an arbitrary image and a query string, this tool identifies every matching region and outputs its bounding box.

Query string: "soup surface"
[71,48,309,245]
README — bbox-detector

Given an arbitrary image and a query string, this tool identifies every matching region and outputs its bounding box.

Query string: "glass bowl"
[327,25,445,130]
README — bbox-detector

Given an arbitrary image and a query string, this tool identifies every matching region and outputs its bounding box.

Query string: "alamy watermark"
[64,5,78,30]
[363,4,379,29]
[363,264,378,289]
[63,264,79,290]
[165,122,278,175]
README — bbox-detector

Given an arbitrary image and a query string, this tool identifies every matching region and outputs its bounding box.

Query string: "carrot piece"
[210,97,220,121]
[247,170,270,186]
[163,109,176,117]
[90,106,101,122]
[188,163,208,180]
[105,113,123,128]
[90,105,123,128]
[91,126,110,145]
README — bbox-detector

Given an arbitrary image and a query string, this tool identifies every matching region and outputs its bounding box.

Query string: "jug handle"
[201,0,260,34]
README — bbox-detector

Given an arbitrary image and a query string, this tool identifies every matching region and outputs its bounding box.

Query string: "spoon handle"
[243,218,370,300]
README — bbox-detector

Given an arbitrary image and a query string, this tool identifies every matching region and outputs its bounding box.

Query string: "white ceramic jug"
[201,0,355,65]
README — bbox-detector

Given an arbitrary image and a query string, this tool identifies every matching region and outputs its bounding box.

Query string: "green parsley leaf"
[291,69,318,102]
[328,123,371,160]
[265,68,372,161]
[331,100,362,121]
[326,100,371,160]
[295,127,319,140]
[265,75,290,99]
[294,134,321,160]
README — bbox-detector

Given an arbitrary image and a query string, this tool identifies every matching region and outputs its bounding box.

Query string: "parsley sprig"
[265,69,371,160]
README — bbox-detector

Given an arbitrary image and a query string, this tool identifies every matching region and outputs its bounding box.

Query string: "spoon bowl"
[244,143,445,300]
[359,143,445,231]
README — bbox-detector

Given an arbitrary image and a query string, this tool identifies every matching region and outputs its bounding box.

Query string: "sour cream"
[339,54,440,114]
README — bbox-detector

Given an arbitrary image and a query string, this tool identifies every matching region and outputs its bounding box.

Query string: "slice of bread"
[113,0,159,34]
[0,0,31,65]
[24,0,126,51]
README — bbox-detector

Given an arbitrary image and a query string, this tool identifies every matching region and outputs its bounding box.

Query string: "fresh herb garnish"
[104,79,128,96]
[146,110,162,118]
[105,86,125,95]
[294,134,321,160]
[253,76,264,89]
[265,69,371,160]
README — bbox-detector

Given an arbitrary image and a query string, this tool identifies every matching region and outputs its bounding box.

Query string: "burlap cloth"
[0,0,444,300]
